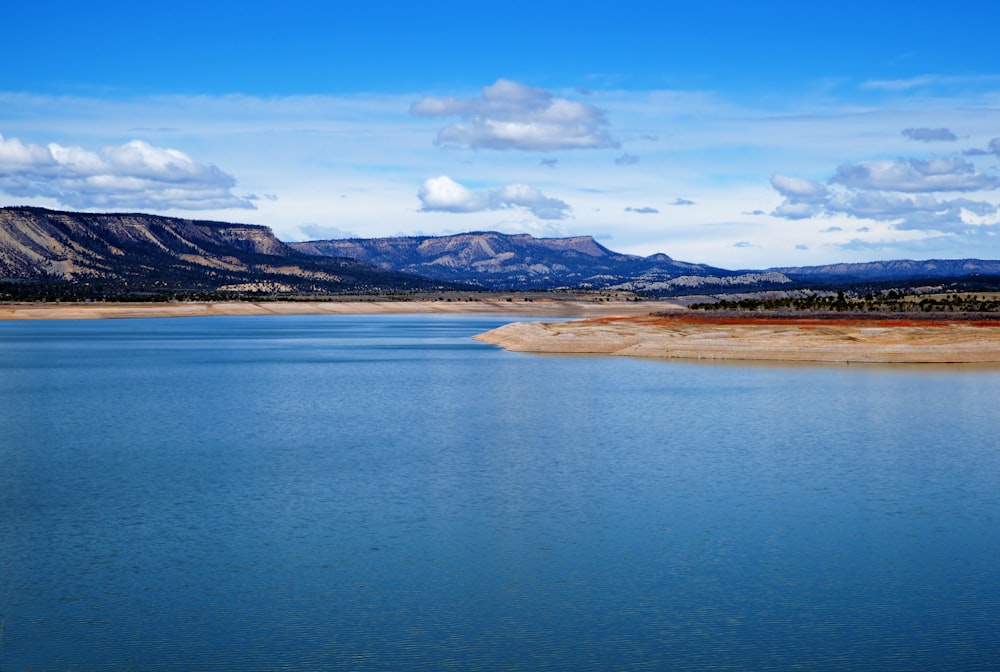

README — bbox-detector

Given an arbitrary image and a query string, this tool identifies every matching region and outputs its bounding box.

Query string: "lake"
[1,313,998,670]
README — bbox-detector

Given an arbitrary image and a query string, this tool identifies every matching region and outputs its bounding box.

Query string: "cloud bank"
[0,132,254,210]
[771,153,1000,232]
[830,157,999,193]
[418,175,571,220]
[410,79,619,151]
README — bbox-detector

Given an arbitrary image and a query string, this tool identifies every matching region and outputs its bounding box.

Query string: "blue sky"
[2,1,1000,268]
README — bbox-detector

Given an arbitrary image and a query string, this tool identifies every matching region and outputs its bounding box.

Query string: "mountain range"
[3,206,1000,299]
[0,207,447,299]
[289,233,738,290]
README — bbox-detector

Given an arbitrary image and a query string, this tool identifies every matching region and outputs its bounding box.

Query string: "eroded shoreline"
[0,299,682,321]
[473,313,1000,364]
[9,301,1000,364]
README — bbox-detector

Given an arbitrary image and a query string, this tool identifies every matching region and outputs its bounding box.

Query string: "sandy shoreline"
[10,301,1000,364]
[0,299,683,321]
[473,313,1000,364]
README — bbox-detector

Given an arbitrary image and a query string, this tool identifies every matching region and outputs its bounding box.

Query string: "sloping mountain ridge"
[771,259,1000,282]
[0,207,448,297]
[291,232,737,290]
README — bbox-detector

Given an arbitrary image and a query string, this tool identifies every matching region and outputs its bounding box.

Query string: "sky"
[2,1,1000,269]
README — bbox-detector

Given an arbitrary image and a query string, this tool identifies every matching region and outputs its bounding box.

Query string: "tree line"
[688,290,1000,314]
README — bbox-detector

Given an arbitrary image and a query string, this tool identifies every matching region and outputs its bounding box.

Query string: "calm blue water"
[1,313,998,671]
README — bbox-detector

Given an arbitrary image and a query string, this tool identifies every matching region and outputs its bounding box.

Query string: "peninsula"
[473,313,1000,364]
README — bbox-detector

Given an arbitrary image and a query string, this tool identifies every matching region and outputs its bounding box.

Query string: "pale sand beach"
[11,301,1000,363]
[473,314,1000,364]
[0,299,683,321]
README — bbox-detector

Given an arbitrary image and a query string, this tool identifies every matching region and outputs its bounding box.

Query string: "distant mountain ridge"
[292,232,1000,292]
[290,232,738,290]
[771,259,1000,282]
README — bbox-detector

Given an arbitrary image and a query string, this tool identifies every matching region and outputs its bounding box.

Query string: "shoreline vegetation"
[688,290,1000,314]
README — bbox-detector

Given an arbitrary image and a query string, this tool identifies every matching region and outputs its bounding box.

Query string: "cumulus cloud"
[771,174,829,202]
[614,153,639,166]
[830,157,999,193]
[410,79,618,151]
[540,158,558,168]
[417,175,571,220]
[671,197,695,206]
[830,192,996,232]
[770,152,1000,232]
[902,127,957,142]
[772,201,820,219]
[625,206,659,214]
[0,132,254,210]
[770,174,829,219]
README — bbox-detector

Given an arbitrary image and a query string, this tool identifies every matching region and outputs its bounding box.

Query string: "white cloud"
[860,74,1000,92]
[410,79,619,151]
[625,206,658,214]
[770,174,829,202]
[299,223,357,240]
[902,127,957,142]
[830,157,1000,193]
[418,176,482,213]
[771,153,1000,233]
[861,75,942,91]
[614,153,639,166]
[0,134,58,166]
[829,192,997,233]
[417,175,571,220]
[0,132,253,210]
[772,201,820,220]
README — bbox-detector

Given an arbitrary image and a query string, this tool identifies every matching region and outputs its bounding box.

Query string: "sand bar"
[0,299,683,321]
[473,313,1000,364]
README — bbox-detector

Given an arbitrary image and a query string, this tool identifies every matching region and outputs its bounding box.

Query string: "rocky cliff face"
[291,232,735,290]
[0,207,445,297]
[0,207,296,278]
